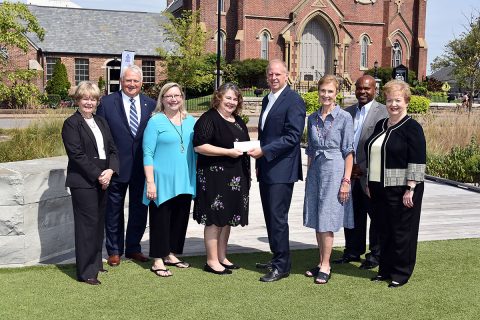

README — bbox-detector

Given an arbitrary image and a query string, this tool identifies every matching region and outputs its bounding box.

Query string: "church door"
[299,18,333,82]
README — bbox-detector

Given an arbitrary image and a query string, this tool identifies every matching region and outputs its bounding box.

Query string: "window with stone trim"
[360,35,369,69]
[261,32,269,60]
[142,60,156,89]
[216,31,226,58]
[74,58,89,84]
[218,0,225,12]
[46,57,60,81]
[392,41,402,67]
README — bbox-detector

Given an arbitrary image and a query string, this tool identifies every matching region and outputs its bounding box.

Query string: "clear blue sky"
[14,0,480,75]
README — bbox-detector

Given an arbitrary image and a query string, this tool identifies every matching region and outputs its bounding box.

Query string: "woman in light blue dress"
[143,82,196,277]
[303,75,354,284]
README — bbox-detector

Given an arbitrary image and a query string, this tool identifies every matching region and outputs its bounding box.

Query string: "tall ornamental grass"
[416,112,480,184]
[0,118,65,162]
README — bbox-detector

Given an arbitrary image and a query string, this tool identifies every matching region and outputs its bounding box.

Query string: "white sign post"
[119,50,135,89]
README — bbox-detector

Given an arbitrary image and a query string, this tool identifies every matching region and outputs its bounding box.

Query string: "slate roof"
[429,66,455,82]
[25,5,175,56]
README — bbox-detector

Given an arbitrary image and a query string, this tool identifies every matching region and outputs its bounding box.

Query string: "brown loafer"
[125,252,149,262]
[107,254,121,267]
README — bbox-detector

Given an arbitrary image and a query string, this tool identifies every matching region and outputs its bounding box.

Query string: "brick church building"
[167,0,428,84]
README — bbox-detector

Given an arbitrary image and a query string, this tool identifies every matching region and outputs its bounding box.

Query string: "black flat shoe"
[220,262,240,270]
[388,281,406,288]
[371,275,391,282]
[84,278,101,285]
[203,263,232,275]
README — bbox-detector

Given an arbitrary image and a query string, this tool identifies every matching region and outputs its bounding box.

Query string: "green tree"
[45,60,71,99]
[0,1,45,64]
[430,12,480,112]
[158,10,213,95]
[0,1,45,108]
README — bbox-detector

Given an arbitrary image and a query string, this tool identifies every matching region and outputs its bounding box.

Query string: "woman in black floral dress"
[193,83,250,275]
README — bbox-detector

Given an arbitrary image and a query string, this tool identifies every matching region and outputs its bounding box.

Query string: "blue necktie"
[129,97,139,136]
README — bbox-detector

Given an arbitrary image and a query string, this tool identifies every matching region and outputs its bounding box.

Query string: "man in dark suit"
[96,65,156,266]
[248,59,306,282]
[333,75,388,269]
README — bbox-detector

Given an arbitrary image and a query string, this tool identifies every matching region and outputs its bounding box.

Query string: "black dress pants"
[369,182,424,284]
[148,194,192,258]
[343,181,380,262]
[70,186,106,281]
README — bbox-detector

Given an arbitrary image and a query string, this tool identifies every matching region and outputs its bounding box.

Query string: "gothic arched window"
[392,41,402,67]
[261,32,269,59]
[360,35,369,68]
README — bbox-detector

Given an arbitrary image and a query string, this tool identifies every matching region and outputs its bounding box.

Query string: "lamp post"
[333,58,338,76]
[215,0,222,89]
[373,60,381,97]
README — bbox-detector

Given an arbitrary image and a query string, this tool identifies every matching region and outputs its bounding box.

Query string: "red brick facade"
[173,0,428,83]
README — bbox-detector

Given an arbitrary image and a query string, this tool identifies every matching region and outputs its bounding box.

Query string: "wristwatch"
[406,185,416,191]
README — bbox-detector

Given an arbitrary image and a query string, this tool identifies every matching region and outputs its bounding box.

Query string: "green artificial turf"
[1,239,479,320]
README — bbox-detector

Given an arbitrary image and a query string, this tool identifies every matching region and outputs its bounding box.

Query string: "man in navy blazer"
[96,65,156,266]
[248,59,306,282]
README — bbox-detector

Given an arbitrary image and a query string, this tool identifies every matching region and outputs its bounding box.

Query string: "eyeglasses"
[163,94,182,100]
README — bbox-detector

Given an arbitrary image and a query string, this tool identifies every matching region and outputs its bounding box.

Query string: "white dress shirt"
[121,91,141,126]
[261,84,287,130]
[353,100,373,153]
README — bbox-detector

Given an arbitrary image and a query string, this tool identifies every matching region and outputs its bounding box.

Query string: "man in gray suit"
[333,75,388,269]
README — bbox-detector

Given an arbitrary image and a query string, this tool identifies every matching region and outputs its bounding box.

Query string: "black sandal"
[304,266,320,277]
[164,260,190,268]
[150,267,172,277]
[314,271,331,284]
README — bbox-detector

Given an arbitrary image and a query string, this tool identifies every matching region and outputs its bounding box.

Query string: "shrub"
[231,59,269,88]
[45,60,71,99]
[427,137,480,184]
[0,69,43,108]
[97,76,106,94]
[301,91,345,114]
[240,114,249,125]
[408,95,430,114]
[364,67,417,87]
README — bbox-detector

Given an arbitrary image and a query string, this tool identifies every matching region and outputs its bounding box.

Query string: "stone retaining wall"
[0,156,74,267]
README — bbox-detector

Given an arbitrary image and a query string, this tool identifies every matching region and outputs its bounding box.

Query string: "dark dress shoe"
[388,281,406,288]
[107,255,120,267]
[359,260,379,270]
[259,269,289,282]
[221,262,240,270]
[371,275,391,282]
[125,252,149,262]
[84,278,101,285]
[255,262,272,269]
[332,256,361,264]
[98,268,108,273]
[203,263,232,275]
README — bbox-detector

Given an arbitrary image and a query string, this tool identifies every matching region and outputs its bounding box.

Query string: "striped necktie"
[129,97,139,136]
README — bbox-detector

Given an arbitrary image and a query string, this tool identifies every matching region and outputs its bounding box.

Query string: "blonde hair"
[153,82,187,118]
[211,82,244,116]
[383,79,411,103]
[73,81,101,104]
[317,74,339,92]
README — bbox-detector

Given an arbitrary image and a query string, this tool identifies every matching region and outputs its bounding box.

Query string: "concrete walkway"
[48,151,480,265]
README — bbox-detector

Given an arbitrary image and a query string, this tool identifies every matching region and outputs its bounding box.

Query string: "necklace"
[315,108,334,140]
[84,117,97,129]
[164,113,184,153]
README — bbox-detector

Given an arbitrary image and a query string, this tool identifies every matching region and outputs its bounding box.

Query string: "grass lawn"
[1,238,479,320]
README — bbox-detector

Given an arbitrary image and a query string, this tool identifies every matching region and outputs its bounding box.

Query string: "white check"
[234,140,260,152]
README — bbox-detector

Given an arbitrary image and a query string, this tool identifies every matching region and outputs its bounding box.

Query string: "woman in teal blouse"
[143,82,196,277]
